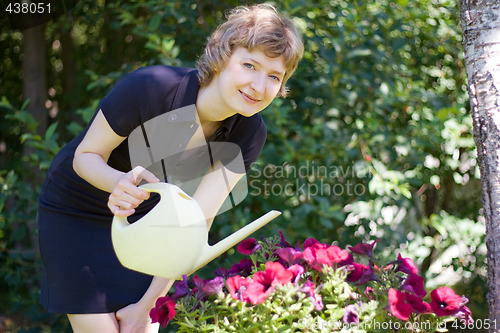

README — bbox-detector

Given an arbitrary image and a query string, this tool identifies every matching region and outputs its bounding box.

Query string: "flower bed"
[150,233,472,332]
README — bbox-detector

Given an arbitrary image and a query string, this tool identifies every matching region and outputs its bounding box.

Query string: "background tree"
[460,0,500,326]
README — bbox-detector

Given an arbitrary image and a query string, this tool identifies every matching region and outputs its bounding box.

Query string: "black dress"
[38,66,267,313]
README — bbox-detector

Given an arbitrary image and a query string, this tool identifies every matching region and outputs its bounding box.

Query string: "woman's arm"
[73,109,159,216]
[192,160,246,230]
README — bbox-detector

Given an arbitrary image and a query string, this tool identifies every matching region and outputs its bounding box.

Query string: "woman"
[38,4,303,332]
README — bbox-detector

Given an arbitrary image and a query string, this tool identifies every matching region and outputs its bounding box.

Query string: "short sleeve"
[241,117,267,172]
[98,66,185,137]
[223,114,267,173]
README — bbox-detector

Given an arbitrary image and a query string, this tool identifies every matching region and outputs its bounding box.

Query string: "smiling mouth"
[239,90,260,103]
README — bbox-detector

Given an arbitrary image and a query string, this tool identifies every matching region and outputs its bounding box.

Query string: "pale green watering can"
[112,182,280,279]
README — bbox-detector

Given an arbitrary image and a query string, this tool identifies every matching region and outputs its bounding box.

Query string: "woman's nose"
[250,74,266,94]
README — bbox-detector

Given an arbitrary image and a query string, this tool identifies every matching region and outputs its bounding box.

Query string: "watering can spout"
[192,210,281,274]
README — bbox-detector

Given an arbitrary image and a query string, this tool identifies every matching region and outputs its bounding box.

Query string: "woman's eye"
[244,63,255,70]
[269,75,281,82]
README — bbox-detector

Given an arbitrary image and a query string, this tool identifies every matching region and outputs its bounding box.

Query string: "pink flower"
[396,254,419,275]
[405,292,432,314]
[287,264,305,283]
[348,239,380,258]
[455,305,473,324]
[303,243,353,271]
[245,262,294,305]
[401,273,427,298]
[388,288,412,321]
[276,247,303,266]
[299,280,324,310]
[149,295,176,328]
[237,238,261,255]
[226,275,251,302]
[430,286,463,316]
[364,286,375,299]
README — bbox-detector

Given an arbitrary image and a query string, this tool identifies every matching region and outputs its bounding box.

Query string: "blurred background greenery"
[0,0,485,331]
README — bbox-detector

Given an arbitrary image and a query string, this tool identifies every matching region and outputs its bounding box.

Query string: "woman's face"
[216,47,286,117]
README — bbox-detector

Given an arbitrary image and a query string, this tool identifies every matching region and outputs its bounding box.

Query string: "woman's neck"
[196,77,236,125]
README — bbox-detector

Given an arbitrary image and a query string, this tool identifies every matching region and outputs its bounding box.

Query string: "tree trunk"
[22,23,47,270]
[22,24,47,138]
[460,0,500,329]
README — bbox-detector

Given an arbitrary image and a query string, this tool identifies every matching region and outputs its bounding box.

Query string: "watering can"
[111,182,281,279]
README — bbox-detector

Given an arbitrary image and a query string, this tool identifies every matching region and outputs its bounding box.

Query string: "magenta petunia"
[171,275,190,300]
[276,247,304,266]
[345,262,368,283]
[401,273,427,298]
[388,288,412,321]
[228,258,254,277]
[430,286,463,316]
[303,237,320,249]
[405,292,432,314]
[237,238,261,255]
[396,254,419,275]
[348,239,380,258]
[149,295,176,328]
[278,230,293,248]
[356,261,381,285]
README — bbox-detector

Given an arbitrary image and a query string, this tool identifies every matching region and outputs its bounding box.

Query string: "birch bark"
[460,0,500,327]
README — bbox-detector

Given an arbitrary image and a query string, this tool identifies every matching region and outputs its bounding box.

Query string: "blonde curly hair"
[196,4,304,98]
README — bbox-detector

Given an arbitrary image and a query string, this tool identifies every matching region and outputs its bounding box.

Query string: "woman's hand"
[116,302,159,333]
[108,166,159,217]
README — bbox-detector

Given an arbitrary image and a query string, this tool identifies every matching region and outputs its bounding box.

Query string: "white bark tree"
[460,0,500,327]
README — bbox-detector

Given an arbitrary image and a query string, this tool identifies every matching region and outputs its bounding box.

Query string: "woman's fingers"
[131,166,160,185]
[108,166,160,216]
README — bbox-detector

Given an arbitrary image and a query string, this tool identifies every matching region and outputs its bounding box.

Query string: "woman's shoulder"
[123,65,197,88]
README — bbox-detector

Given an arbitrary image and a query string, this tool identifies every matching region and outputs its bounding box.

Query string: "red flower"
[430,286,463,316]
[405,292,432,314]
[401,273,427,298]
[149,295,176,328]
[226,275,251,302]
[348,239,380,258]
[388,288,412,321]
[396,254,419,275]
[237,238,261,255]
